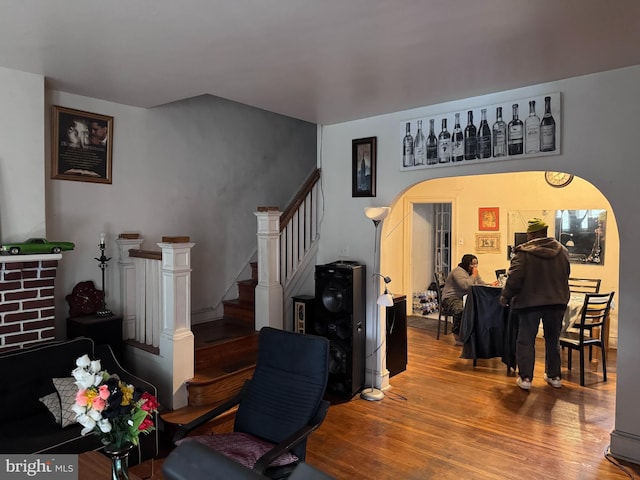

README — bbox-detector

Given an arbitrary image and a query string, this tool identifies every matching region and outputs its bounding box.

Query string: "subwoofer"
[313,261,366,397]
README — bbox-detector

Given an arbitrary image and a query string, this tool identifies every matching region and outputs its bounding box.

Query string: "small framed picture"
[352,136,377,197]
[51,105,113,184]
[478,207,499,231]
[475,233,501,254]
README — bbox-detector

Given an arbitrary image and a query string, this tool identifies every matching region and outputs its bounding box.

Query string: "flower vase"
[104,444,133,480]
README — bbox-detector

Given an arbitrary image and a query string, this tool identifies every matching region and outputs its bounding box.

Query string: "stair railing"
[116,236,195,410]
[255,169,321,330]
[278,168,321,288]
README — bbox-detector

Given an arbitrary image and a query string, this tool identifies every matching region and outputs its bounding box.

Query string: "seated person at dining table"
[441,254,497,345]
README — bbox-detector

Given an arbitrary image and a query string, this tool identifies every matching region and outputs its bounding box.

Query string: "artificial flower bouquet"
[71,354,159,449]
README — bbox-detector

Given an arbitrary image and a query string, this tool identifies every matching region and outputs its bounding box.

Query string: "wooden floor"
[305,321,639,480]
[133,320,640,479]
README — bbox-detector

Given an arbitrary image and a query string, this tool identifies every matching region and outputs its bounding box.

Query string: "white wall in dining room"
[401,172,618,345]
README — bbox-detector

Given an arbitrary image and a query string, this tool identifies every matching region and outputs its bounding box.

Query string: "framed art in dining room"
[51,105,113,184]
[478,207,499,231]
[352,136,377,197]
[475,233,501,254]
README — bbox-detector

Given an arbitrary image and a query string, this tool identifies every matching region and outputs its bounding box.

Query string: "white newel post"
[254,208,283,330]
[116,237,144,340]
[157,242,195,410]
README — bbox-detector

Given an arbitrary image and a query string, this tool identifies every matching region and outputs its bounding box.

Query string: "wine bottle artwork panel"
[399,92,560,171]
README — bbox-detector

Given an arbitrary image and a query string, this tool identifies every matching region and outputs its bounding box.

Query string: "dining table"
[459,286,591,371]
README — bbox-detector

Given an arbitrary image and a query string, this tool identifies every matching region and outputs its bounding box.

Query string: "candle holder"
[94,234,112,317]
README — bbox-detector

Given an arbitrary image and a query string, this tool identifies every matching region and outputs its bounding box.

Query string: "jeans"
[515,307,566,380]
[441,297,464,335]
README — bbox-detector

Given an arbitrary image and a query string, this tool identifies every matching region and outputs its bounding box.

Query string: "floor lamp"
[361,207,393,402]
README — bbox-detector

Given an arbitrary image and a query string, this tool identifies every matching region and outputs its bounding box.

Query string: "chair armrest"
[253,400,329,474]
[172,382,250,443]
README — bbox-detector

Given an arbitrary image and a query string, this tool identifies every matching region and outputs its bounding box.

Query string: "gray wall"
[43,91,316,333]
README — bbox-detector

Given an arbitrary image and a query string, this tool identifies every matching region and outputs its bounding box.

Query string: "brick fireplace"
[0,255,60,352]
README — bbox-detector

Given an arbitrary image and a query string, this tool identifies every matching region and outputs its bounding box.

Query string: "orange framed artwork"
[478,207,499,231]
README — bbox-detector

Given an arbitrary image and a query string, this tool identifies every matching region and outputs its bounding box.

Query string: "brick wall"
[0,258,58,352]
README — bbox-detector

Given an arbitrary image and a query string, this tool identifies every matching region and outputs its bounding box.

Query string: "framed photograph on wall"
[478,207,499,231]
[352,136,376,197]
[51,105,113,184]
[475,233,501,254]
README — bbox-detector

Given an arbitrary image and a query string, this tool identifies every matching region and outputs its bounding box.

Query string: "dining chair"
[565,278,602,362]
[559,292,614,386]
[434,271,454,340]
[568,278,601,294]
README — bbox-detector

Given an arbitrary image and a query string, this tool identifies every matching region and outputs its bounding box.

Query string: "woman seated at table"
[441,254,498,345]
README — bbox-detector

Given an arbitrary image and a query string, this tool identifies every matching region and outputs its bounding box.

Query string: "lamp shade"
[377,292,394,307]
[364,207,391,222]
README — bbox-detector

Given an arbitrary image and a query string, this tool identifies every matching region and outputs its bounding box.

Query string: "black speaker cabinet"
[386,294,407,377]
[313,261,366,398]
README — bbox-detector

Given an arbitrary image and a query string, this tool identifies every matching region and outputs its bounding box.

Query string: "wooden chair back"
[568,278,601,294]
[573,292,613,335]
[434,271,453,340]
[434,271,447,289]
[559,291,614,386]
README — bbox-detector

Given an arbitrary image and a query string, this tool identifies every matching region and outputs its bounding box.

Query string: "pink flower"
[98,384,110,400]
[75,390,89,406]
[92,397,106,411]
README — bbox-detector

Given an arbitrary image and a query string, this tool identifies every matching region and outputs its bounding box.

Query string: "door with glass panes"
[434,203,451,277]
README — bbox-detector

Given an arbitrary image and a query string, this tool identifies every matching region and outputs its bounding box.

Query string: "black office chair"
[559,292,614,386]
[434,271,454,340]
[162,441,336,480]
[173,327,330,479]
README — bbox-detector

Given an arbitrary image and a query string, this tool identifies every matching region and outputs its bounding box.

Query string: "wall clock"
[544,171,574,188]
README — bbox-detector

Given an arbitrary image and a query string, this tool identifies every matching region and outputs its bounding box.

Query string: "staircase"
[160,263,260,435]
[159,168,321,439]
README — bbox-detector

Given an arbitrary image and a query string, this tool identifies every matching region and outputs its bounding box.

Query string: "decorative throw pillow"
[39,392,62,425]
[177,432,298,469]
[52,377,78,428]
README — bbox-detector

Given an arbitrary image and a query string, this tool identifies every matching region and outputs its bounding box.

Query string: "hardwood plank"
[304,324,639,480]
[140,321,639,480]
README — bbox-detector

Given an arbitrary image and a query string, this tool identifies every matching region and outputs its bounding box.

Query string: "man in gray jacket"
[500,218,570,390]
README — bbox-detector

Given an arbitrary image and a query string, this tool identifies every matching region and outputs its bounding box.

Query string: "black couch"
[0,337,158,465]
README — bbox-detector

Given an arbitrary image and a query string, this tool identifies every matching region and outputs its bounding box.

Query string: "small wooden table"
[78,451,143,480]
[67,313,124,360]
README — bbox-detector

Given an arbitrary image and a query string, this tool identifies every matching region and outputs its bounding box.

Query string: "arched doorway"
[379,170,620,359]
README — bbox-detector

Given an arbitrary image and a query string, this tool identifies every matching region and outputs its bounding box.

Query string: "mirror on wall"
[507,210,555,260]
[554,209,606,265]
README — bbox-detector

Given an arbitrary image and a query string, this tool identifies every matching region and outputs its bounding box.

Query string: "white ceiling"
[1,0,640,125]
